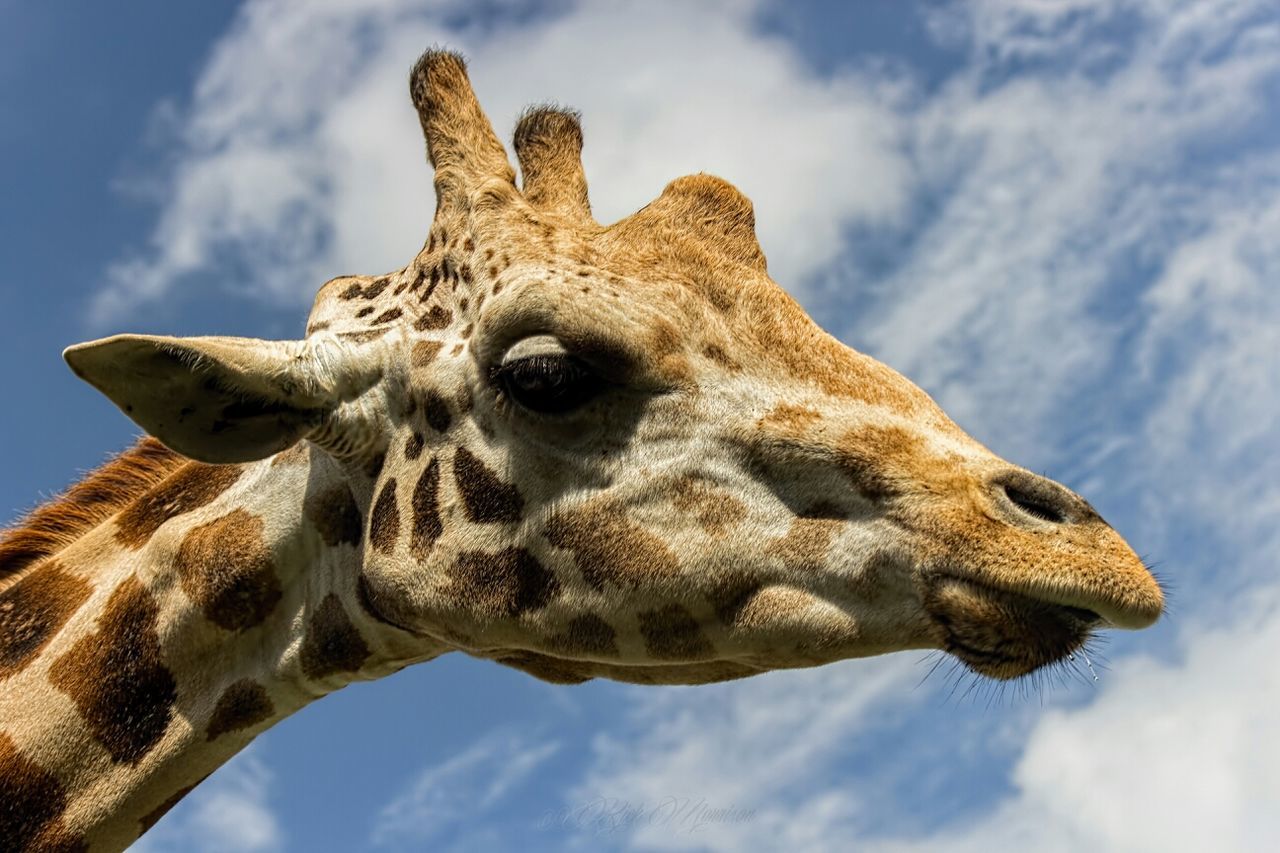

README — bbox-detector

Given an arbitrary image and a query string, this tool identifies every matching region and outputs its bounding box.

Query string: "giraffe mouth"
[922,574,1100,680]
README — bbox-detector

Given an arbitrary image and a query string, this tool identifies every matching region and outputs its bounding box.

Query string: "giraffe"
[0,50,1163,850]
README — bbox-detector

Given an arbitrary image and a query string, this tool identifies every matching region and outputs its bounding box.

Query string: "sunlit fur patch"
[922,574,1096,680]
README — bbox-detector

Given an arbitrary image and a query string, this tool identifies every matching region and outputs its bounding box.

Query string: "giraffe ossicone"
[1,50,1163,850]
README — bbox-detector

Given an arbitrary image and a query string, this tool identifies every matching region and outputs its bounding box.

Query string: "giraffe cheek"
[444,549,561,621]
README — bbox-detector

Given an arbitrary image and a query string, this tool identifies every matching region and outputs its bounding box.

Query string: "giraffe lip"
[930,573,1105,626]
[923,573,1097,680]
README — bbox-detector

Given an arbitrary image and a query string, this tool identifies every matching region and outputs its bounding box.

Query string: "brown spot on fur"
[702,343,740,371]
[370,479,400,555]
[834,424,924,501]
[767,515,847,573]
[206,679,274,741]
[671,477,747,536]
[114,459,244,550]
[448,548,560,617]
[0,561,91,680]
[306,321,331,334]
[339,282,364,299]
[759,402,822,432]
[423,390,452,433]
[414,306,453,331]
[372,307,403,324]
[411,458,443,558]
[175,509,283,632]
[412,340,444,367]
[544,503,680,591]
[405,432,426,460]
[0,732,87,851]
[549,614,618,657]
[356,306,374,318]
[363,277,390,299]
[454,448,523,523]
[300,594,370,679]
[339,328,391,344]
[49,575,177,764]
[707,572,763,625]
[0,439,186,586]
[139,783,200,834]
[305,485,362,548]
[638,604,714,660]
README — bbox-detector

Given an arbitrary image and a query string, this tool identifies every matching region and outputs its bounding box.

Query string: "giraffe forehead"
[478,253,947,423]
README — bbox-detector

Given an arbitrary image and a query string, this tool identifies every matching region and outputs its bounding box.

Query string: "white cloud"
[558,654,920,851]
[1136,170,1280,561]
[371,729,560,849]
[855,0,1280,464]
[94,0,910,326]
[133,747,282,853]
[877,591,1280,853]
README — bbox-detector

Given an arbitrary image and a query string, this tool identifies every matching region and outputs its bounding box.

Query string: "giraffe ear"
[64,334,361,464]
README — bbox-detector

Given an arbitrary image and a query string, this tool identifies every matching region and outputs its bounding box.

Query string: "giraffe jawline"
[356,574,428,636]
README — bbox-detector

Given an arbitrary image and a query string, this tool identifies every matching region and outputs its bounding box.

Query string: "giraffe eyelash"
[490,354,608,415]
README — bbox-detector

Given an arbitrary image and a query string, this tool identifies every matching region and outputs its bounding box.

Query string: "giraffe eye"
[493,354,606,414]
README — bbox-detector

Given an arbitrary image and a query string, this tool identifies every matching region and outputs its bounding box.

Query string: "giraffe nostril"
[991,471,1084,527]
[1002,484,1067,524]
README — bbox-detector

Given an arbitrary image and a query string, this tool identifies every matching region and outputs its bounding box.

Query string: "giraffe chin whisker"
[922,574,1098,681]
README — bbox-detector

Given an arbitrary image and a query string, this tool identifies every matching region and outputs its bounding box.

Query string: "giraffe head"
[64,51,1162,686]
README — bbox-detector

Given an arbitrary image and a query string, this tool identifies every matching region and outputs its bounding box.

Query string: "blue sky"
[3,1,1279,850]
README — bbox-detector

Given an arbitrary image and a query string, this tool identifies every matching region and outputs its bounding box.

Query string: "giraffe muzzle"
[922,573,1101,680]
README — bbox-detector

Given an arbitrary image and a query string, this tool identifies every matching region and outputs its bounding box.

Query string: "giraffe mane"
[0,438,184,590]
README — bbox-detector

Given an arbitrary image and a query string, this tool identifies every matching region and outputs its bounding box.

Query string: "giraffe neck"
[0,443,444,851]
